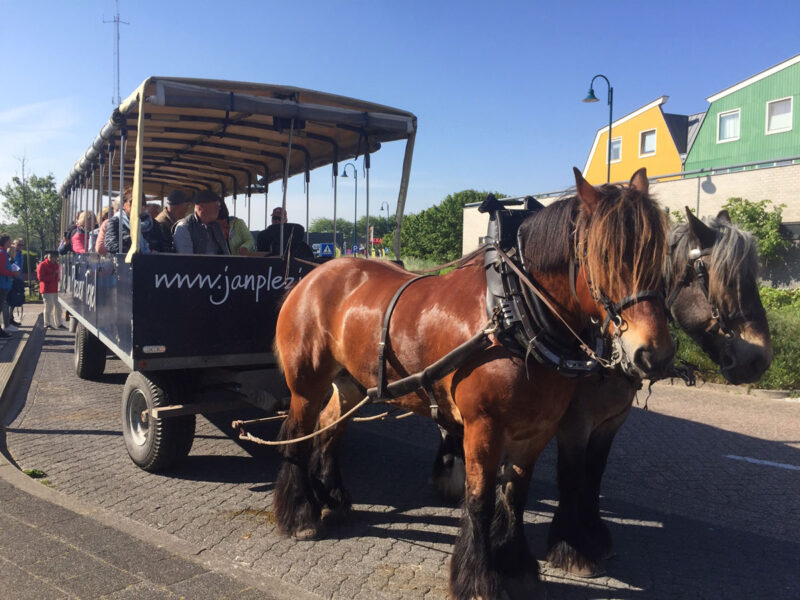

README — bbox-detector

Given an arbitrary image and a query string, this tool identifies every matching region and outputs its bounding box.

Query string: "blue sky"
[2,0,799,227]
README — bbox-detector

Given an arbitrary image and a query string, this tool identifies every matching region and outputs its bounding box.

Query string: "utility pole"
[104,0,129,107]
[18,157,32,296]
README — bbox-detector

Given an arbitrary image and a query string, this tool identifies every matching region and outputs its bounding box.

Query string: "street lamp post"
[342,162,358,253]
[582,74,614,183]
[380,200,390,226]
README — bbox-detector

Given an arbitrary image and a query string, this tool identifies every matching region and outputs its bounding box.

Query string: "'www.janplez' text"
[153,266,301,305]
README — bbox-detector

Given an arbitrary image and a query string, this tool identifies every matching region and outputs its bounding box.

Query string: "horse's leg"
[547,420,599,576]
[273,376,334,540]
[449,418,504,600]
[309,374,363,524]
[582,397,633,559]
[430,425,466,504]
[490,441,546,600]
[547,380,634,576]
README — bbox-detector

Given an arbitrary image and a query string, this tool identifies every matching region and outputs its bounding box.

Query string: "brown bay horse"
[431,208,773,579]
[272,168,674,599]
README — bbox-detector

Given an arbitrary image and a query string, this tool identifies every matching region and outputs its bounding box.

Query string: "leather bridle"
[664,247,763,339]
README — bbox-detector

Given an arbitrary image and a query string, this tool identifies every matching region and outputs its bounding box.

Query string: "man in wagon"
[172,190,231,255]
[155,189,192,251]
[256,207,312,259]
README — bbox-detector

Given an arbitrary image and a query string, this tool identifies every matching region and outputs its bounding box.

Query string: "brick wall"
[650,162,800,220]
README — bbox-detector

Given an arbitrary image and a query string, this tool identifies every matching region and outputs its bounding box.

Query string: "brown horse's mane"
[520,184,666,299]
[666,217,759,312]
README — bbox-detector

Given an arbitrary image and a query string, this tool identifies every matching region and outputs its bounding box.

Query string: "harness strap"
[368,328,495,402]
[376,275,430,399]
[599,289,665,334]
[492,243,606,364]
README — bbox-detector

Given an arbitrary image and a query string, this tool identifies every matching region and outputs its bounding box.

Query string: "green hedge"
[674,287,800,393]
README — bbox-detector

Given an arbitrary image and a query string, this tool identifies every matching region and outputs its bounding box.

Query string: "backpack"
[7,277,25,308]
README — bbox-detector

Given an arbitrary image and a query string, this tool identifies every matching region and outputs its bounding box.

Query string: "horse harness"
[368,195,668,422]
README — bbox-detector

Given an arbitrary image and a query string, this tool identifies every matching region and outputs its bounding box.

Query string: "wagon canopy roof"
[60,77,418,198]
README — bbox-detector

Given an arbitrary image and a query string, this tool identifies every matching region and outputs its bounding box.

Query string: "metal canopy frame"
[59,77,418,258]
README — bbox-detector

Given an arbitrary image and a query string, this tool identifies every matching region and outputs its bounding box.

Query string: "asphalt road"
[5,328,800,599]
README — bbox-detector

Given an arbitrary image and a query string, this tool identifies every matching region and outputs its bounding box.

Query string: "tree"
[390,190,504,262]
[1,172,62,258]
[310,215,395,250]
[721,197,789,263]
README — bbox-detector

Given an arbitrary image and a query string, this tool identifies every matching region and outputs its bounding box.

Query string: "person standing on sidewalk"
[0,234,21,337]
[36,251,62,329]
[9,239,25,327]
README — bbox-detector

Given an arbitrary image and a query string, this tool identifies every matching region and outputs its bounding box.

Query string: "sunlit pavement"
[4,327,800,599]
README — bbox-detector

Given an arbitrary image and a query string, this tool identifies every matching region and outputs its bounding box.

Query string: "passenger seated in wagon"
[217,199,254,256]
[155,190,191,252]
[172,190,230,255]
[71,211,97,254]
[256,207,313,259]
[104,188,168,254]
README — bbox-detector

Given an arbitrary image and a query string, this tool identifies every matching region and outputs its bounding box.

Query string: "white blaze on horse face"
[615,301,675,379]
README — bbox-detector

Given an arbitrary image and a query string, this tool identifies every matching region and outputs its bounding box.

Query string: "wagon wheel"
[121,371,195,472]
[74,323,107,379]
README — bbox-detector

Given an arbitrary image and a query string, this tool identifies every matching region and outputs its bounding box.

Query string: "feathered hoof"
[546,541,604,578]
[503,572,547,600]
[294,522,325,541]
[429,458,466,504]
[321,505,350,526]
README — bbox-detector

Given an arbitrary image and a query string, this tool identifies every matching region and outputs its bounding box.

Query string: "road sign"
[320,243,334,257]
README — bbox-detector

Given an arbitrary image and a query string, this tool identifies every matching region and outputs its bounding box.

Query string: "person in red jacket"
[37,251,63,329]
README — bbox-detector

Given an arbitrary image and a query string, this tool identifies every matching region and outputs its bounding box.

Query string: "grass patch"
[23,468,47,479]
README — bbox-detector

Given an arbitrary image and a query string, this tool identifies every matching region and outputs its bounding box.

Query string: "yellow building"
[583,96,701,184]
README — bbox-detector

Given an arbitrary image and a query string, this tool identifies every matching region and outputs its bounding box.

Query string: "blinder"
[665,246,762,340]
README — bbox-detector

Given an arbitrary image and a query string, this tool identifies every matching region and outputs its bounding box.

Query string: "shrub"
[673,294,800,392]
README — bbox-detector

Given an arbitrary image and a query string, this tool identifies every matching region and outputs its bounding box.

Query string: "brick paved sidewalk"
[0,306,310,600]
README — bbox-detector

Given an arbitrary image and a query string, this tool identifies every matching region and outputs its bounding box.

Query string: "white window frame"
[639,129,657,157]
[608,137,622,164]
[717,108,740,144]
[765,97,793,135]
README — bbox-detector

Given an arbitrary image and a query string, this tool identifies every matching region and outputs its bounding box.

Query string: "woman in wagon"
[94,200,118,255]
[104,188,168,254]
[71,211,97,254]
[216,199,254,256]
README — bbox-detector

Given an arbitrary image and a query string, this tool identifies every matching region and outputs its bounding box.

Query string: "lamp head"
[582,88,599,103]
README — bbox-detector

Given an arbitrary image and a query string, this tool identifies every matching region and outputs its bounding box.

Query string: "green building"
[684,54,800,173]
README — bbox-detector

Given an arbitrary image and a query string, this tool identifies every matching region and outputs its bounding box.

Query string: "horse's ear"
[573,167,601,213]
[716,209,732,224]
[686,207,717,248]
[629,168,649,194]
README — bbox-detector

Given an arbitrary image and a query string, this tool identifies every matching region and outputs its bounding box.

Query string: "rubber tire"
[74,323,107,380]
[121,372,195,472]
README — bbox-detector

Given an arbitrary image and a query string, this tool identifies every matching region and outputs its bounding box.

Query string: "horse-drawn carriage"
[59,77,774,599]
[58,77,417,471]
